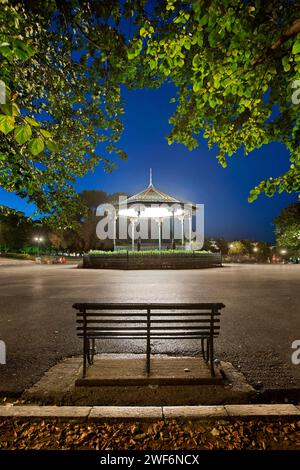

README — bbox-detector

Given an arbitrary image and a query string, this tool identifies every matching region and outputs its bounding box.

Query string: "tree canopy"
[131,0,300,200]
[0,205,34,249]
[0,0,133,225]
[274,202,300,252]
[1,0,300,225]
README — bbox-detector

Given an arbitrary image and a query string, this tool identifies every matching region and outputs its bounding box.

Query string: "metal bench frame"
[73,303,225,378]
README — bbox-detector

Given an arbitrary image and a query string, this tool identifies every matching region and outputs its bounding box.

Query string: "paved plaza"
[0,260,299,395]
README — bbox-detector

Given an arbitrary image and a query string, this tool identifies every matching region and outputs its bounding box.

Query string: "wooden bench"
[73,302,225,378]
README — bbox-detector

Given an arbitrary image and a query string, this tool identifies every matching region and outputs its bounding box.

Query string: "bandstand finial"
[149,168,153,186]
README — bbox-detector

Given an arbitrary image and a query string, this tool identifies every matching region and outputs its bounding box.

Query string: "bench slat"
[73,302,225,310]
[77,335,218,338]
[76,312,221,317]
[77,325,220,331]
[77,331,219,336]
[76,318,220,324]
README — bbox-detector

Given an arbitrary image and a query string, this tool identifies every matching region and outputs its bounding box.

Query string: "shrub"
[87,249,211,256]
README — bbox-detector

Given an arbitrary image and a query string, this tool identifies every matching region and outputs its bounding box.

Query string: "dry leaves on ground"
[0,418,299,450]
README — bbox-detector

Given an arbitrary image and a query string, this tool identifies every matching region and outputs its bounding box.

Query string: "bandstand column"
[113,213,117,251]
[180,216,185,247]
[171,209,175,249]
[130,218,136,251]
[188,213,192,247]
[157,218,162,251]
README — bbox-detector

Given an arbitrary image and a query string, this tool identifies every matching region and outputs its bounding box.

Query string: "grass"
[0,252,35,261]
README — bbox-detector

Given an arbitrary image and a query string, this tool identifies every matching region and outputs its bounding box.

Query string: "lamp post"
[34,236,43,256]
[280,248,288,264]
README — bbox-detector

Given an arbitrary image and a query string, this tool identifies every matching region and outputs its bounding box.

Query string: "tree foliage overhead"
[0,0,141,225]
[131,0,300,200]
[1,0,300,226]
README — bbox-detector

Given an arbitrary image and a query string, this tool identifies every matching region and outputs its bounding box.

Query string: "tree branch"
[270,18,300,51]
[254,18,300,65]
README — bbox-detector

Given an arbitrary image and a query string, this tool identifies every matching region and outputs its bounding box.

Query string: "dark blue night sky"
[0,83,296,242]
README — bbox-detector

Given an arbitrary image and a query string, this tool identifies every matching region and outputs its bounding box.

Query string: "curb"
[0,404,299,421]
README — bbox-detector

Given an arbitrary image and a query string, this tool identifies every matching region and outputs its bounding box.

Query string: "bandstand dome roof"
[117,170,197,209]
[126,183,181,205]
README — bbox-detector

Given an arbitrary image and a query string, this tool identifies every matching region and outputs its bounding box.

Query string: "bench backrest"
[73,303,225,340]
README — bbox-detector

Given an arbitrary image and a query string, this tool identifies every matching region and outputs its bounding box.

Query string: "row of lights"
[228,243,287,255]
[32,236,290,256]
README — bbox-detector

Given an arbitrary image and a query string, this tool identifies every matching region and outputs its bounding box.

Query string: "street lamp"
[253,247,259,253]
[280,249,287,255]
[34,236,43,256]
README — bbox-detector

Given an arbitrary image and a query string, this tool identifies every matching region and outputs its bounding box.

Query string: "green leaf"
[197,34,203,47]
[184,38,191,50]
[139,27,147,37]
[40,128,52,138]
[0,43,12,59]
[292,38,300,55]
[13,40,35,60]
[46,139,59,153]
[208,31,217,47]
[0,102,20,116]
[127,39,142,59]
[28,137,44,155]
[12,103,21,116]
[199,14,208,26]
[25,116,40,127]
[175,57,184,68]
[149,58,157,70]
[193,81,201,93]
[192,54,201,68]
[14,125,32,145]
[0,114,15,134]
[0,104,13,116]
[248,189,259,202]
[282,56,290,72]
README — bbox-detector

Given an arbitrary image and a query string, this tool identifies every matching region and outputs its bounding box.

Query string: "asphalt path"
[0,261,299,394]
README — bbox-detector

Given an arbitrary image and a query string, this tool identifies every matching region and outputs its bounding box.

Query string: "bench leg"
[201,338,210,363]
[209,338,215,377]
[201,338,205,360]
[146,308,151,375]
[87,338,96,365]
[146,334,151,375]
[83,337,88,378]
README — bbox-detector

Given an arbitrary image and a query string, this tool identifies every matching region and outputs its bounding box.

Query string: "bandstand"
[112,170,197,251]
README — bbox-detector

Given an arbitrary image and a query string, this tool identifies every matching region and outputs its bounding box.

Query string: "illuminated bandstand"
[112,170,197,251]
